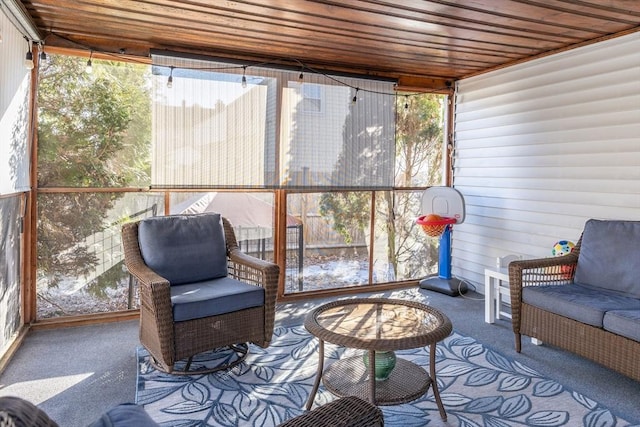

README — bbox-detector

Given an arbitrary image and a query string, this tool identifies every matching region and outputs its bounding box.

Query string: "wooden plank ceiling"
[21,0,640,88]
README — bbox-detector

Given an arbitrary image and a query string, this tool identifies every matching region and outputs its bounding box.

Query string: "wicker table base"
[304,298,452,421]
[323,355,431,405]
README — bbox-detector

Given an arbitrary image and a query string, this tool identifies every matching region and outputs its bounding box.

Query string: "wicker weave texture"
[121,215,279,374]
[520,304,640,381]
[0,396,59,427]
[277,396,384,427]
[508,235,640,382]
[323,356,430,406]
[304,299,451,418]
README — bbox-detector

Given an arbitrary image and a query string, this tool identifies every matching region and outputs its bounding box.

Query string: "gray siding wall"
[452,32,640,292]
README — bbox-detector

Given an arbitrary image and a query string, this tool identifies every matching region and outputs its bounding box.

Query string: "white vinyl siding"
[452,32,640,292]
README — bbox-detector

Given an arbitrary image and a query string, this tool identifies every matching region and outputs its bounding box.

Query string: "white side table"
[484,267,511,323]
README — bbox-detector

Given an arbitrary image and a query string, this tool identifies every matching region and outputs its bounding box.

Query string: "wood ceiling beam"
[22,0,640,82]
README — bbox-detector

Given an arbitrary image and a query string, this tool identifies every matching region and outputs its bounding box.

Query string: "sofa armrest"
[509,252,579,291]
[508,250,579,351]
[278,396,384,427]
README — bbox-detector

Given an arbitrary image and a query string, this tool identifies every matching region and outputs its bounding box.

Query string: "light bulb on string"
[167,66,174,88]
[24,39,34,70]
[404,95,409,110]
[351,88,359,105]
[86,51,93,73]
[39,43,47,62]
[241,66,247,88]
[24,50,34,70]
[298,66,304,84]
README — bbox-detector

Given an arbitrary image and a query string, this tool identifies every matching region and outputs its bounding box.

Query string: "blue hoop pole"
[438,224,452,279]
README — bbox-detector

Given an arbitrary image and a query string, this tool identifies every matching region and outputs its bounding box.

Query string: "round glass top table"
[304,298,453,420]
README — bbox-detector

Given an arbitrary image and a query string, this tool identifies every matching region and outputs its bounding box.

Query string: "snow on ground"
[38,253,379,318]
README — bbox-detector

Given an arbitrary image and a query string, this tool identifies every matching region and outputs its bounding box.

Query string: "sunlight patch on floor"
[0,373,93,404]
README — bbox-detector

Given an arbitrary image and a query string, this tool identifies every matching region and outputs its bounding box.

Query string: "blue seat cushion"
[138,213,227,285]
[88,403,158,427]
[603,309,640,341]
[171,277,265,322]
[574,219,640,298]
[522,284,640,327]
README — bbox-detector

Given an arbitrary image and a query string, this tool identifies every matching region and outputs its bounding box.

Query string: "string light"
[36,32,453,100]
[404,95,409,110]
[24,38,34,70]
[39,43,47,62]
[167,66,174,88]
[39,34,448,104]
[86,51,93,73]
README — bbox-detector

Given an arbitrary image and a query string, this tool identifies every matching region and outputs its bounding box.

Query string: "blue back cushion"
[574,219,640,298]
[138,213,227,285]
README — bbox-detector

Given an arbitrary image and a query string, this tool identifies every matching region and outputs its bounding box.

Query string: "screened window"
[37,56,151,188]
[151,52,396,190]
[0,196,22,346]
[34,51,446,315]
[36,192,163,318]
[283,93,447,294]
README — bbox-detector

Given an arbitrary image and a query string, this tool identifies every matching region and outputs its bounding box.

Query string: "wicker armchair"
[278,396,384,427]
[122,213,279,374]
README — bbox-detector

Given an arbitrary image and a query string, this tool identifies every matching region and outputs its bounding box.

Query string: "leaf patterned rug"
[136,326,635,427]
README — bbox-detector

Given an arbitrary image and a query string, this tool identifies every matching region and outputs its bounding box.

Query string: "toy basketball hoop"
[420,186,465,226]
[416,215,456,237]
[417,187,467,297]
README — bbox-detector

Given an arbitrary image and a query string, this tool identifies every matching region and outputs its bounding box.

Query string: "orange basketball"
[417,214,454,237]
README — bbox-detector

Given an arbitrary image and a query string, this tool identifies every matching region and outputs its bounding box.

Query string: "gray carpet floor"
[1,287,638,427]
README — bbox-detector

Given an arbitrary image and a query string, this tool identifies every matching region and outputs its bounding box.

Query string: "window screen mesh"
[0,195,22,349]
[151,53,396,189]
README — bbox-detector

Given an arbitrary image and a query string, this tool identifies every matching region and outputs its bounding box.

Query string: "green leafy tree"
[320,93,444,279]
[319,192,371,245]
[37,55,151,290]
[384,93,444,278]
[319,89,393,245]
[396,94,444,187]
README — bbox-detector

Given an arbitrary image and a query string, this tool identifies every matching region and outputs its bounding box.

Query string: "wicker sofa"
[509,219,640,382]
